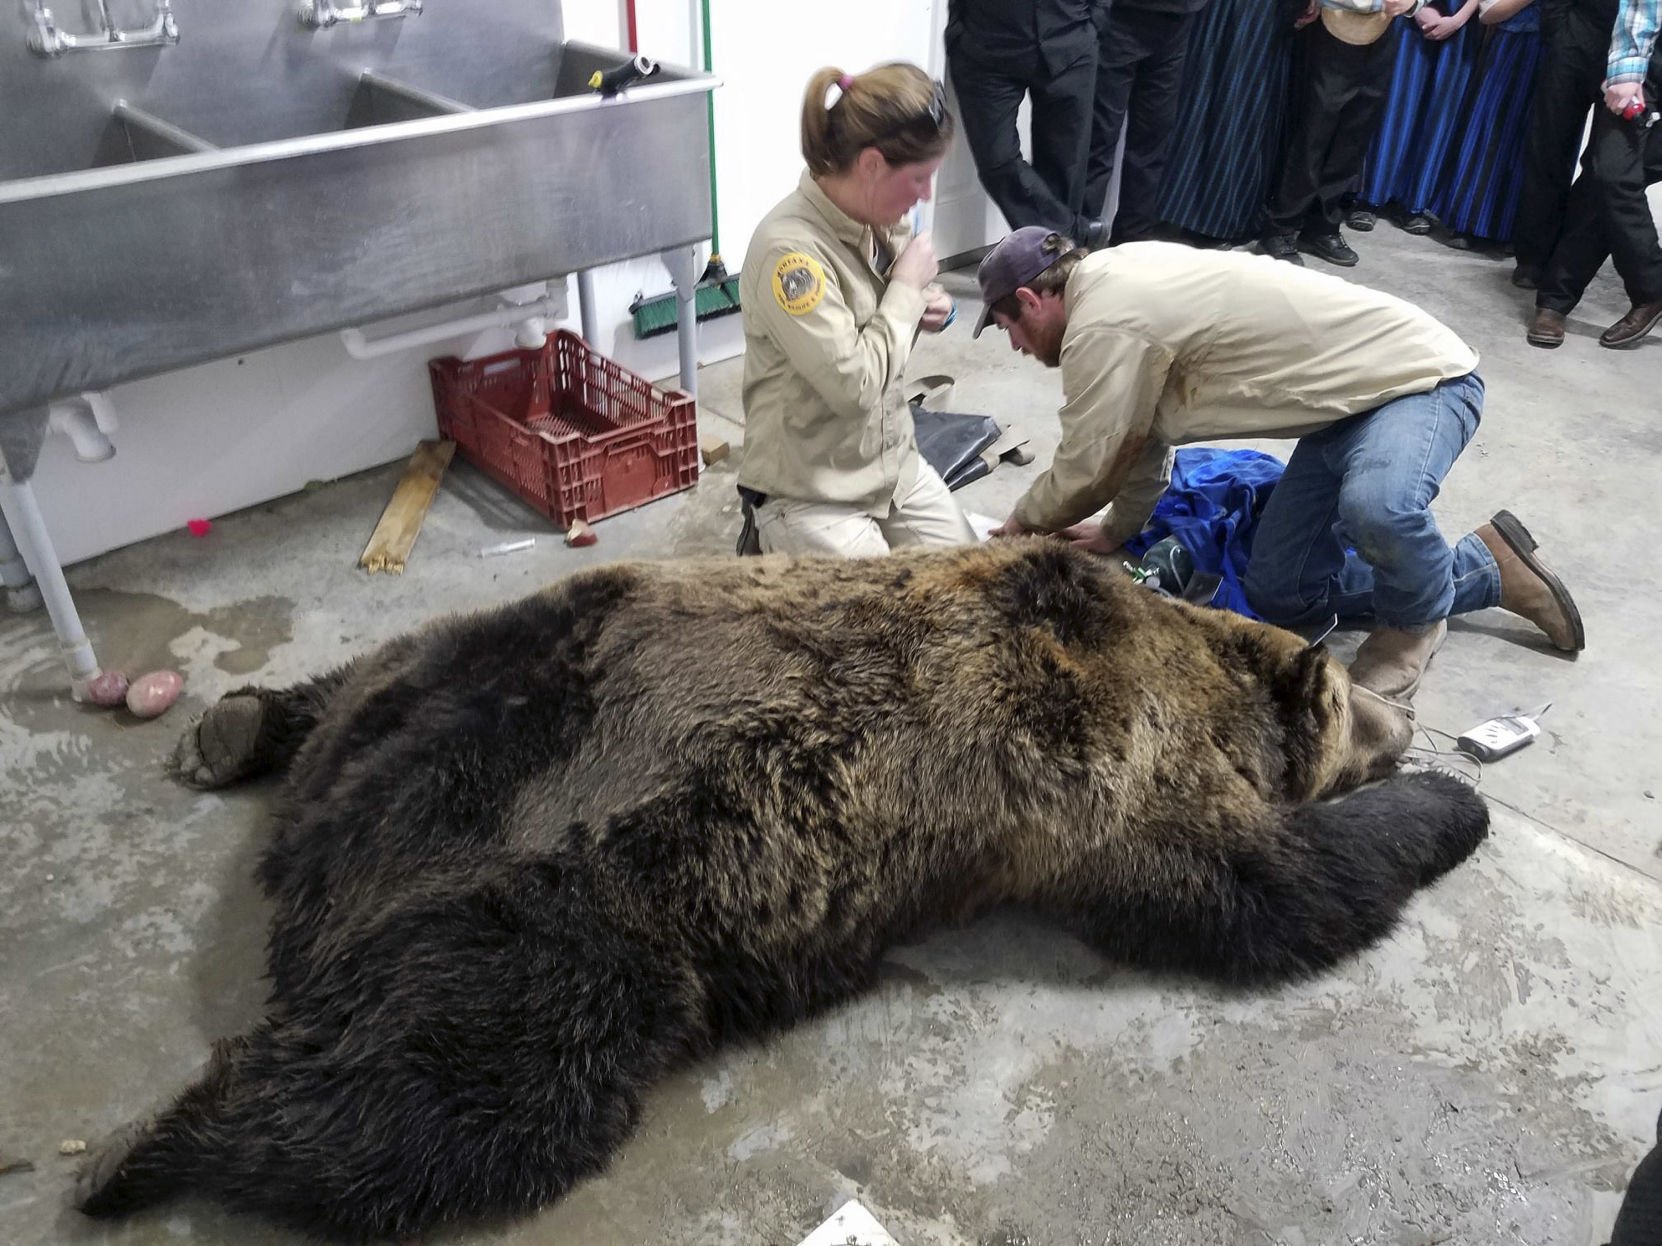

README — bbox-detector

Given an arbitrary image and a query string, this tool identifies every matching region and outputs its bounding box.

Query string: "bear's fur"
[77,541,1487,1241]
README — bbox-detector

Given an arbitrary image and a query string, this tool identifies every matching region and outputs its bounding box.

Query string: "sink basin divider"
[112,102,217,158]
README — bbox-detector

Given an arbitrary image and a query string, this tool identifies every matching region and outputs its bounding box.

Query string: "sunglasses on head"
[879,79,948,141]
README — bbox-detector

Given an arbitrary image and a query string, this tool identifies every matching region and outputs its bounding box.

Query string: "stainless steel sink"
[0,0,718,419]
[0,0,718,695]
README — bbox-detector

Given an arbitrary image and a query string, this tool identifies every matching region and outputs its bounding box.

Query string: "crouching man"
[978,227,1585,698]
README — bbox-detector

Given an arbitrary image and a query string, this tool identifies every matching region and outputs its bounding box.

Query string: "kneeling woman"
[738,62,976,556]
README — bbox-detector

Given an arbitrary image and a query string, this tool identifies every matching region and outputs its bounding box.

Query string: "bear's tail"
[1077,770,1490,986]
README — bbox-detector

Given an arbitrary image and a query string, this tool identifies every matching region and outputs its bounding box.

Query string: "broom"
[630,0,742,339]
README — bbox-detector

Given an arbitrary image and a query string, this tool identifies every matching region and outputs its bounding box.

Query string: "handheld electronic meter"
[1456,703,1551,763]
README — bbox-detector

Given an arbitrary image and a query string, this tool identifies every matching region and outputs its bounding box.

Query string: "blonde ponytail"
[800,62,954,176]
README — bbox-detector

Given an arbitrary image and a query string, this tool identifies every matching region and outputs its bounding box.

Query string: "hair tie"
[838,74,853,91]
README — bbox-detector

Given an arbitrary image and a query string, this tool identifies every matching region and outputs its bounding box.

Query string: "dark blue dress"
[1157,0,1298,242]
[1432,5,1544,240]
[1359,10,1483,213]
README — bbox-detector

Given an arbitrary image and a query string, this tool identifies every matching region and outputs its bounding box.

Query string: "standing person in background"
[737,64,977,557]
[1083,0,1211,245]
[1353,0,1484,238]
[1157,0,1303,245]
[1259,0,1426,268]
[1527,0,1662,348]
[1431,0,1544,248]
[945,0,1110,248]
[1510,0,1622,288]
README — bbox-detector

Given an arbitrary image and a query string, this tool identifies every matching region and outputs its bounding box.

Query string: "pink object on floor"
[126,670,184,719]
[85,670,130,708]
[187,519,212,537]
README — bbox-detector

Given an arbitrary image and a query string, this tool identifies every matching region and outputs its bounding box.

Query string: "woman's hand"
[919,285,955,333]
[890,231,939,290]
[1421,8,1466,37]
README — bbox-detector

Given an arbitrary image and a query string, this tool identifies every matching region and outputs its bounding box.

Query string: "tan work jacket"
[737,172,925,516]
[1011,243,1481,544]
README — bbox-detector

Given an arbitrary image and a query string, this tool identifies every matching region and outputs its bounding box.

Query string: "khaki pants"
[755,464,977,557]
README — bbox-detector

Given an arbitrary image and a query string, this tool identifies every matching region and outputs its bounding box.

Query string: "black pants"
[1084,6,1199,243]
[948,44,1099,241]
[1611,1103,1662,1246]
[1265,22,1398,239]
[1537,56,1662,314]
[1512,0,1621,274]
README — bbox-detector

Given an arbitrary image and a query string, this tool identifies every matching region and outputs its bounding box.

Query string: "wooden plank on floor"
[359,439,456,575]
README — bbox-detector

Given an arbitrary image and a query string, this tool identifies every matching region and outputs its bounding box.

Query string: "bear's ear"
[991,545,1114,647]
[1288,643,1344,726]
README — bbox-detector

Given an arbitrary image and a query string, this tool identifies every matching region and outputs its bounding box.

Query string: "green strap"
[702,0,720,256]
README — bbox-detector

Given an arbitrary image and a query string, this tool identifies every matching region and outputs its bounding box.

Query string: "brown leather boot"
[1600,300,1662,349]
[1348,619,1448,700]
[1474,510,1585,651]
[1526,308,1566,348]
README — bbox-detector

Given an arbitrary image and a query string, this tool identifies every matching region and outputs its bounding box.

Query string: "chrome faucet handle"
[297,0,425,31]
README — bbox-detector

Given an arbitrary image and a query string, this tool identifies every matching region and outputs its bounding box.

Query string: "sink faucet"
[27,0,179,56]
[297,0,425,30]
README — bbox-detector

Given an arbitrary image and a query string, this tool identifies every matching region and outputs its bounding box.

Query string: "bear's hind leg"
[83,864,697,1239]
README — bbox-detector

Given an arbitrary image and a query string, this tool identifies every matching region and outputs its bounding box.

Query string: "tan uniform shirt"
[1011,242,1481,544]
[737,172,926,516]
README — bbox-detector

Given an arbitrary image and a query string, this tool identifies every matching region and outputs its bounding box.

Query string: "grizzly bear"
[76,541,1487,1241]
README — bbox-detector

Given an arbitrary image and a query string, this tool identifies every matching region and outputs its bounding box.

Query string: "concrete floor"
[3,224,1661,1246]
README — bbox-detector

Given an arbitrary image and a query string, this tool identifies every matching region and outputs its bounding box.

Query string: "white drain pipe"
[340,287,563,359]
[0,475,99,695]
[47,392,117,462]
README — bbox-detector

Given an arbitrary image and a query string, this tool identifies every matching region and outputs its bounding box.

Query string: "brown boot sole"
[1490,510,1586,651]
[1600,303,1662,349]
[1526,328,1564,349]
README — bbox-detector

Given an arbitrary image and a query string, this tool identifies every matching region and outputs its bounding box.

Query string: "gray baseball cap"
[972,225,1071,338]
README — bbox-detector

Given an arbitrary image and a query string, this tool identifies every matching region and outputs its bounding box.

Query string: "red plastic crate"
[428,330,699,528]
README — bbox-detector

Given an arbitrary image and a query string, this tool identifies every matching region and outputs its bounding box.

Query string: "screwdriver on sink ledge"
[590,55,659,96]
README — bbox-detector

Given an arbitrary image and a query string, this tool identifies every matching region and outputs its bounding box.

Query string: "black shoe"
[1256,232,1305,265]
[1511,264,1541,290]
[1078,218,1110,250]
[1386,204,1435,235]
[1298,231,1359,267]
[1345,209,1377,232]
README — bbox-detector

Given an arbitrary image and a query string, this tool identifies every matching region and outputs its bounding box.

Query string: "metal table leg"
[0,502,42,613]
[662,245,700,397]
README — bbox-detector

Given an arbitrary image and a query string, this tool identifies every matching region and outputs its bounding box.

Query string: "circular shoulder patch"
[772,252,827,317]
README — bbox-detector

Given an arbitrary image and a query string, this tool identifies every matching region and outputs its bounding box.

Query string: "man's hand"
[1384,0,1417,17]
[890,231,939,290]
[989,515,1028,539]
[1294,0,1319,28]
[1059,522,1129,559]
[1606,81,1646,117]
[919,285,955,333]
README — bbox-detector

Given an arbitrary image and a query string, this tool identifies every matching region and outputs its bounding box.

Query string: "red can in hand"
[1623,97,1646,121]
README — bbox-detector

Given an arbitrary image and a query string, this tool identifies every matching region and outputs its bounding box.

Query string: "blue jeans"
[1243,371,1502,631]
